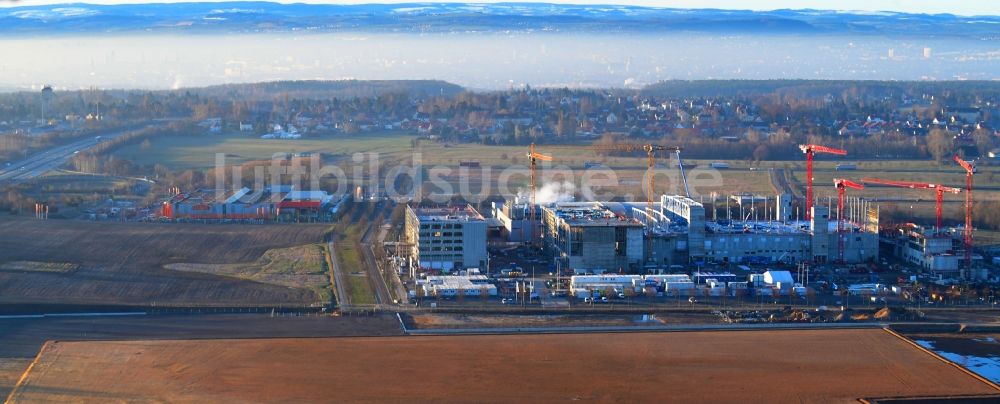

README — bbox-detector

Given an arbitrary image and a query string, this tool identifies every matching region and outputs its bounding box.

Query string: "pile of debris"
[718,306,920,324]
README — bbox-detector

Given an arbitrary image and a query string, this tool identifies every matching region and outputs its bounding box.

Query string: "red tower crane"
[954,155,975,275]
[861,177,960,233]
[833,178,864,264]
[800,144,847,221]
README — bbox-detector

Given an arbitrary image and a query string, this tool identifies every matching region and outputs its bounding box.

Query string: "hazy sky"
[0,0,997,16]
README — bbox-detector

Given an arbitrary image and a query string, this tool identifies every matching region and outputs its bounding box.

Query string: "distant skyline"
[0,0,998,16]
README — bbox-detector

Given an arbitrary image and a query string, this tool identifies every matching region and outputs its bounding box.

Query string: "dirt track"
[9,329,999,403]
[0,217,329,306]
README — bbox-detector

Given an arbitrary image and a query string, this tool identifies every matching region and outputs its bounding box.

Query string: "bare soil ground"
[0,217,330,306]
[0,313,403,400]
[0,358,31,402]
[8,329,999,403]
[653,310,725,324]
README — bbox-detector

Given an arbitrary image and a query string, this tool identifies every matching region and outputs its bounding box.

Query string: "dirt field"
[0,313,403,399]
[8,329,999,403]
[0,217,330,307]
[0,358,31,402]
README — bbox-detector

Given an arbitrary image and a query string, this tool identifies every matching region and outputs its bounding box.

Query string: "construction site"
[429,143,981,272]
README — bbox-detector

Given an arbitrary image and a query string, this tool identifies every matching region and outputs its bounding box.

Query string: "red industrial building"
[162,186,340,222]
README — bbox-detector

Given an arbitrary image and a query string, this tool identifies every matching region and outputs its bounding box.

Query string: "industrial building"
[416,274,497,298]
[513,192,879,274]
[568,274,644,297]
[881,224,984,278]
[161,186,339,221]
[162,186,282,220]
[404,204,488,272]
[277,190,338,221]
[649,194,878,268]
[541,202,645,273]
[491,197,541,242]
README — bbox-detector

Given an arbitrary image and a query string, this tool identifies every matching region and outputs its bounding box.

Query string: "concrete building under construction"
[648,194,878,267]
[541,202,645,273]
[405,204,488,272]
[491,197,541,243]
[527,193,880,274]
[880,224,983,278]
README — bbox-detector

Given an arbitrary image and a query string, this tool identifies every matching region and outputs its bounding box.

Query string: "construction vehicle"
[800,144,847,220]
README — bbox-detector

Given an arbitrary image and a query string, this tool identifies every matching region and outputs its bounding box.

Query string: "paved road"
[0,124,156,183]
[402,319,888,335]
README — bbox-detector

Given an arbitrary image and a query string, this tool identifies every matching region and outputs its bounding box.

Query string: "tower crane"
[526,143,553,242]
[800,144,847,221]
[954,155,975,275]
[525,142,686,243]
[588,143,686,206]
[861,177,960,234]
[833,178,864,264]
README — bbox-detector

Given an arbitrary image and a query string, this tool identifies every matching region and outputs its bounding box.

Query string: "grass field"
[113,131,418,169]
[0,217,330,307]
[164,244,332,303]
[8,329,999,402]
[333,241,375,306]
[110,131,1000,199]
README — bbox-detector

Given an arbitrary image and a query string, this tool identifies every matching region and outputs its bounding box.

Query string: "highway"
[0,125,152,183]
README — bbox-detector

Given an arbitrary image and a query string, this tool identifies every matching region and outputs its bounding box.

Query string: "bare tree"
[927,128,954,164]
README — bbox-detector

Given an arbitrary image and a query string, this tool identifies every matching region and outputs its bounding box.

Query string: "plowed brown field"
[8,329,999,403]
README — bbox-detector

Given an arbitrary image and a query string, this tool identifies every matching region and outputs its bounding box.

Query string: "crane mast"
[526,143,553,244]
[800,144,847,221]
[954,155,975,277]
